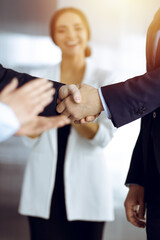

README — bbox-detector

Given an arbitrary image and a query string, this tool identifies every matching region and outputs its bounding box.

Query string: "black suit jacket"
[125,9,160,192]
[125,112,155,188]
[125,108,160,199]
[102,65,160,189]
[101,10,160,128]
[101,67,160,128]
[102,68,160,189]
[0,64,63,116]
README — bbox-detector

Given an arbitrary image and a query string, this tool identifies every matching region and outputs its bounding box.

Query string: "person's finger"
[79,118,88,124]
[25,105,44,119]
[79,116,97,124]
[29,97,53,116]
[56,100,66,113]
[69,115,78,122]
[1,78,18,95]
[16,116,71,136]
[86,116,96,122]
[33,116,70,131]
[25,80,54,97]
[59,84,81,103]
[58,85,70,100]
[126,205,146,228]
[59,109,71,118]
[31,88,55,105]
[128,214,145,228]
[86,113,100,121]
[68,84,81,103]
[125,204,135,222]
[137,203,146,220]
[25,94,54,118]
[50,116,71,128]
[74,120,81,124]
[126,205,139,226]
[79,114,100,124]
[37,95,54,111]
[20,78,49,92]
[86,115,97,122]
[37,88,55,103]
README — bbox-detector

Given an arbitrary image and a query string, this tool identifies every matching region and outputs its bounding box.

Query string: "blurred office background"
[0,0,159,239]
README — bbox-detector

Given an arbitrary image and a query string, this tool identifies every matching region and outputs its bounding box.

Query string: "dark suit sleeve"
[125,120,145,187]
[0,64,63,116]
[101,67,160,127]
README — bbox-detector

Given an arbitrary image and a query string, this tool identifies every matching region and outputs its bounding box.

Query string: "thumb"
[59,84,81,103]
[138,202,145,219]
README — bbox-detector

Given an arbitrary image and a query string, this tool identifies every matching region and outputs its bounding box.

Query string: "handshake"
[57,83,104,123]
[0,78,104,138]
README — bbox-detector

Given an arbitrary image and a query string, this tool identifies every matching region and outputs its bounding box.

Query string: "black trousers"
[29,217,105,240]
[28,125,105,240]
[146,204,160,240]
[146,139,160,240]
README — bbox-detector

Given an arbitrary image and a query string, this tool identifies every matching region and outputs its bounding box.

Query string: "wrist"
[129,185,144,190]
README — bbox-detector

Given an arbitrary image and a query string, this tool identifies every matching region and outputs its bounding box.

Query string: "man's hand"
[58,84,81,103]
[124,185,146,228]
[0,78,55,125]
[16,116,71,137]
[79,114,100,124]
[57,84,103,121]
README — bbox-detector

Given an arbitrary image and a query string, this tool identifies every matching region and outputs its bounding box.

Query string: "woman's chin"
[65,50,84,57]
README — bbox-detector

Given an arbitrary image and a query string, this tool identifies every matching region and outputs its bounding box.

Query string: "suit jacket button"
[136,107,146,115]
[153,112,156,118]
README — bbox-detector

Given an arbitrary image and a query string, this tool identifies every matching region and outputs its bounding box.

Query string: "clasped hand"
[57,83,103,123]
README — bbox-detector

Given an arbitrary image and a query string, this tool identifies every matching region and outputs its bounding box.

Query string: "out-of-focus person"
[0,77,56,142]
[124,8,160,240]
[19,7,116,240]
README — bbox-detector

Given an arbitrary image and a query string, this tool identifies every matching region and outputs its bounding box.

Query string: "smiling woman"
[18,6,117,240]
[50,7,91,59]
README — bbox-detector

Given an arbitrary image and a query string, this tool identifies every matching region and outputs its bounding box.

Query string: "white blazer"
[19,60,117,221]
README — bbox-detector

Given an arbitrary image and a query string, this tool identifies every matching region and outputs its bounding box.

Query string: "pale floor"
[0,163,29,240]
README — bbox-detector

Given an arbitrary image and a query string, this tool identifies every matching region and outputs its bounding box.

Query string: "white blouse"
[19,60,117,221]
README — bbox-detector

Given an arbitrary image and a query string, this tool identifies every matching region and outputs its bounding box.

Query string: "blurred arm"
[72,122,99,140]
[0,102,20,142]
[0,77,55,142]
[16,116,71,138]
[0,78,54,125]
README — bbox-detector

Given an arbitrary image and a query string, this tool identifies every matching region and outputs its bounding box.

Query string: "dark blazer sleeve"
[0,64,63,116]
[101,67,160,127]
[125,121,145,187]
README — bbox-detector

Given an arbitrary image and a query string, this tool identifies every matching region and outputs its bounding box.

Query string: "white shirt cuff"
[0,102,20,142]
[98,88,111,119]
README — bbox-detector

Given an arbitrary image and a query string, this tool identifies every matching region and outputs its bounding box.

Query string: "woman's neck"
[60,54,86,84]
[61,54,86,73]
